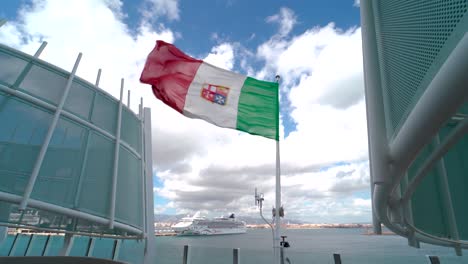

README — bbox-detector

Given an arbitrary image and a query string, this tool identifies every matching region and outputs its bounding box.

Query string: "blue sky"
[0,0,370,223]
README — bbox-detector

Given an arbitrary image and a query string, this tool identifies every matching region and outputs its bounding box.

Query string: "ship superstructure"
[172,212,246,236]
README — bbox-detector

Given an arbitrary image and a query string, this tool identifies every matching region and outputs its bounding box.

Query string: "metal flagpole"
[274,75,281,264]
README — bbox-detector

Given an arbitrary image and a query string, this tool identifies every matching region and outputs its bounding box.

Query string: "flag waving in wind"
[140,40,279,140]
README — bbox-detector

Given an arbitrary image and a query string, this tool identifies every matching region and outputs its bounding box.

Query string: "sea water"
[154,228,468,264]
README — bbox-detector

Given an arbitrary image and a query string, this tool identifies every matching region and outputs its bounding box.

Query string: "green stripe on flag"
[236,77,279,140]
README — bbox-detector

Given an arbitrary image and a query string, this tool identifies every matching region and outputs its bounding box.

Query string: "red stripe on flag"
[140,40,203,113]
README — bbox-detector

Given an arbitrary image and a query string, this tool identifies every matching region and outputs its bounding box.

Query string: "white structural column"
[435,135,462,256]
[360,0,387,234]
[273,75,281,264]
[34,42,48,57]
[143,107,156,264]
[388,34,468,186]
[127,90,131,108]
[109,79,124,229]
[139,98,147,236]
[74,69,102,208]
[20,53,82,210]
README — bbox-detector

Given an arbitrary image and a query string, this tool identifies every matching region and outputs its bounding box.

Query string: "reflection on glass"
[31,118,86,207]
[0,52,28,85]
[0,97,52,195]
[116,147,143,227]
[91,93,117,133]
[64,81,94,119]
[121,108,141,153]
[77,132,114,217]
[19,65,67,105]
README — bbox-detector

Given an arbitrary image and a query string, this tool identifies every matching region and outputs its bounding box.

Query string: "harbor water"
[154,228,468,264]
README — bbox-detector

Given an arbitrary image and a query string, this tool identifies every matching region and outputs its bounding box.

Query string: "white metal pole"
[274,75,281,264]
[34,42,48,57]
[109,79,124,229]
[360,0,389,234]
[127,89,131,108]
[19,53,82,210]
[143,107,156,264]
[139,98,146,236]
[74,68,102,208]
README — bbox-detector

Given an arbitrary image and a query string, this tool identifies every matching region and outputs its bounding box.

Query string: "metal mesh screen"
[375,0,468,137]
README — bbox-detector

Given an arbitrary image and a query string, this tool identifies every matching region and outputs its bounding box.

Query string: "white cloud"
[0,2,370,223]
[353,198,371,207]
[354,0,361,8]
[266,7,297,37]
[143,0,180,21]
[153,8,370,222]
[203,43,235,70]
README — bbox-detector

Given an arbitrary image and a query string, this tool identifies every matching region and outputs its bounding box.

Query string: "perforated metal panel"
[374,0,468,137]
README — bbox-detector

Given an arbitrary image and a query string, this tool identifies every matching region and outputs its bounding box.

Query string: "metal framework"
[361,0,468,255]
[0,39,155,263]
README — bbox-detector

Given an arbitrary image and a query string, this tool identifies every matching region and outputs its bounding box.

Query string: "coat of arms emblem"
[201,84,229,106]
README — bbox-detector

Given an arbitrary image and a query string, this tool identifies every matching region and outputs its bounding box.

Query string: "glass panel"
[0,51,28,85]
[43,235,64,256]
[77,132,114,218]
[31,117,86,207]
[91,93,117,134]
[117,239,145,264]
[91,237,114,259]
[19,65,68,105]
[121,108,141,153]
[115,146,143,227]
[69,236,89,256]
[25,235,48,256]
[64,81,94,119]
[10,234,31,256]
[0,235,15,256]
[0,97,52,195]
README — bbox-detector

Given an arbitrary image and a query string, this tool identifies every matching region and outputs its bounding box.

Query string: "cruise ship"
[172,212,246,236]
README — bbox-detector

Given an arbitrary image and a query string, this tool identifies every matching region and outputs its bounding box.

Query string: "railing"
[174,244,454,264]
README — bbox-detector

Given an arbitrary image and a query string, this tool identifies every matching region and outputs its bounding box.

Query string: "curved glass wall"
[0,43,146,237]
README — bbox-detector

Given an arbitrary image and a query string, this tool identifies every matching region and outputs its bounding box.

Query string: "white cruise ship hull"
[172,213,247,236]
[177,227,246,236]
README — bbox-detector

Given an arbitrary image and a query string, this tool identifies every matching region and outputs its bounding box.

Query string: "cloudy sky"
[0,0,371,223]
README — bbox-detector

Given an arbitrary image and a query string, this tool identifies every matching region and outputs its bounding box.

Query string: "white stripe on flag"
[183,63,247,128]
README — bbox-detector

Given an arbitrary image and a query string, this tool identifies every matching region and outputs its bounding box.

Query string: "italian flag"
[140,40,279,140]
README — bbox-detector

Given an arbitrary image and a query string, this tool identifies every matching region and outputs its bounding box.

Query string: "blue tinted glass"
[64,81,94,119]
[69,236,89,256]
[91,93,117,133]
[31,118,86,207]
[91,238,114,259]
[19,65,67,105]
[77,132,114,217]
[116,147,143,227]
[121,108,141,153]
[0,52,28,85]
[0,97,52,195]
[25,235,48,256]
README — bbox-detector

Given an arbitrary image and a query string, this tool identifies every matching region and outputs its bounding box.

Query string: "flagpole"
[274,75,281,264]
